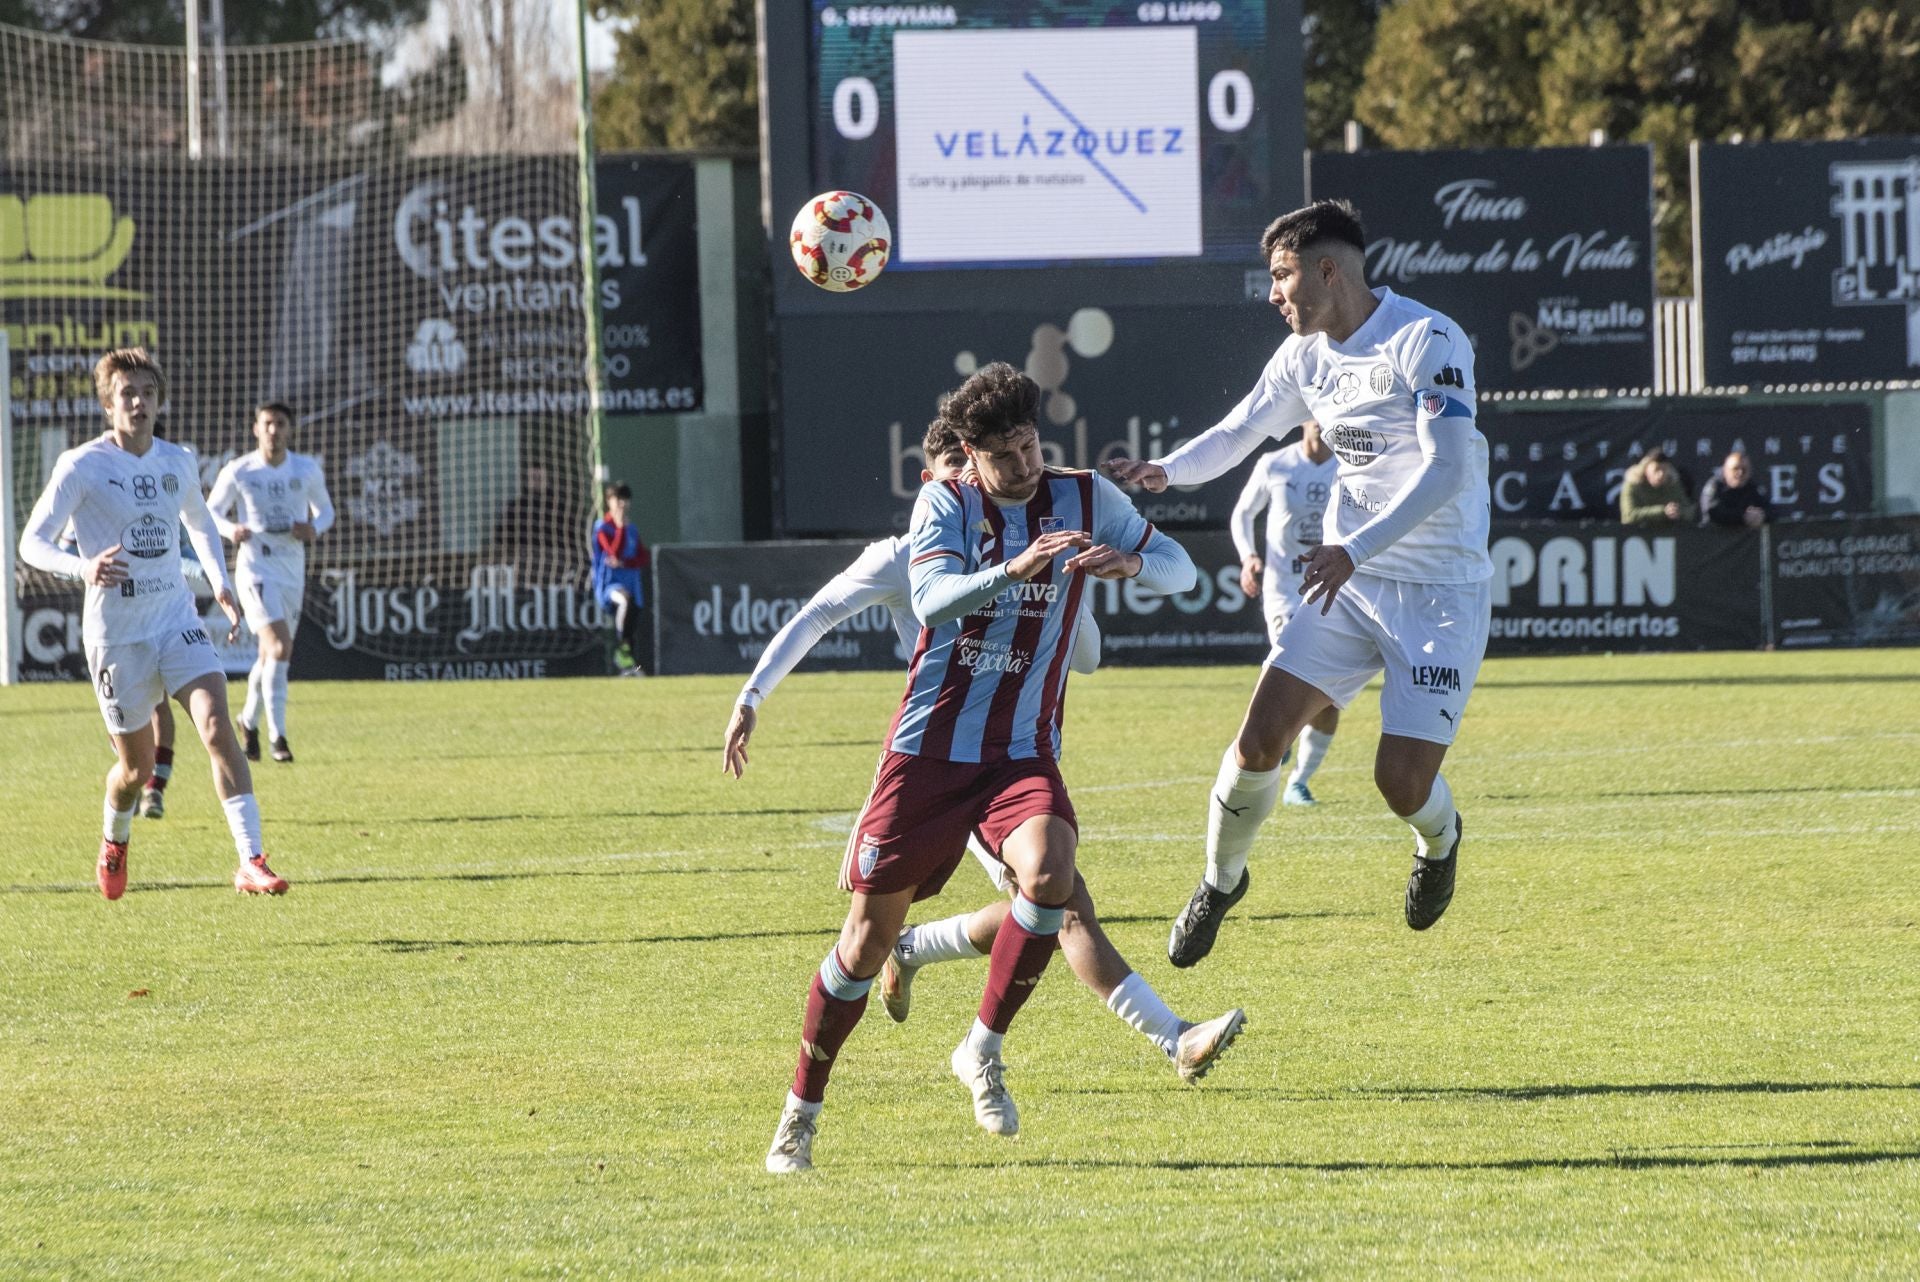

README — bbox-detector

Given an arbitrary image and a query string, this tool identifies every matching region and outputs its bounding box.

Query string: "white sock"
[1106,971,1185,1058]
[103,797,134,843]
[1204,744,1283,892]
[784,1090,821,1118]
[241,656,263,730]
[1406,774,1457,859]
[1289,728,1334,786]
[898,913,984,969]
[221,793,263,861]
[260,654,286,742]
[963,1016,1004,1062]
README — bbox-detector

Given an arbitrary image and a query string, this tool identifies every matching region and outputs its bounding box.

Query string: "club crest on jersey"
[161,473,178,494]
[1419,391,1448,418]
[857,839,880,880]
[1369,364,1394,396]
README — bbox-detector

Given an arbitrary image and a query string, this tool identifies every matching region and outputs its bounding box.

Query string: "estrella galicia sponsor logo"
[122,513,171,558]
[1328,422,1380,466]
[1412,664,1463,693]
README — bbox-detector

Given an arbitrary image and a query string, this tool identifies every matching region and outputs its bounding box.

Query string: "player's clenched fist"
[1101,458,1169,492]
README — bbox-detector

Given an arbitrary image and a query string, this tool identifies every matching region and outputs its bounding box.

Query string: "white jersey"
[1231,445,1339,603]
[1157,287,1491,584]
[738,534,1101,708]
[20,435,232,646]
[207,450,334,584]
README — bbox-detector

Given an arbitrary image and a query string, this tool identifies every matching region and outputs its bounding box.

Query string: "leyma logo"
[0,193,147,300]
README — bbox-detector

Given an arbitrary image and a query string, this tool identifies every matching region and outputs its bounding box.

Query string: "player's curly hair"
[938,362,1039,445]
[93,347,167,410]
[922,415,964,461]
[1260,199,1367,260]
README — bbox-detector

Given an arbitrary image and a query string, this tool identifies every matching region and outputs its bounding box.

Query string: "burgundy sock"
[792,970,869,1103]
[977,911,1061,1034]
[150,746,174,792]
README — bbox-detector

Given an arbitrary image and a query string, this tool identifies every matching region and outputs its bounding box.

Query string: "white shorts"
[239,572,304,633]
[1262,580,1302,646]
[1268,574,1491,746]
[86,624,223,735]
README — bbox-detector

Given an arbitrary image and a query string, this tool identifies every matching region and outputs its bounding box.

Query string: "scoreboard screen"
[764,0,1303,311]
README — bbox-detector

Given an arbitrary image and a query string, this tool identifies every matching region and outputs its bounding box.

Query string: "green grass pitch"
[4,648,1920,1278]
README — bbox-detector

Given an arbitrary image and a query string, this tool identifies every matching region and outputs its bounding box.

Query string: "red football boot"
[234,854,289,896]
[98,838,129,901]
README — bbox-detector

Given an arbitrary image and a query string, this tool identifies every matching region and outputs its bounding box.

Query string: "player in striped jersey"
[727,421,1241,1129]
[1107,199,1491,964]
[766,364,1207,1173]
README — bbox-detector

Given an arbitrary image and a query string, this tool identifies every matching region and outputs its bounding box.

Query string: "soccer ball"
[789,190,891,292]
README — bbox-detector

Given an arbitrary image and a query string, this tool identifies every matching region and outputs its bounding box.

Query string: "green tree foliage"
[1302,0,1384,149]
[1352,0,1920,294]
[592,0,758,151]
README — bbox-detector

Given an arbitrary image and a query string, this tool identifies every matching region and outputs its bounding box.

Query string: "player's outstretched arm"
[739,556,897,713]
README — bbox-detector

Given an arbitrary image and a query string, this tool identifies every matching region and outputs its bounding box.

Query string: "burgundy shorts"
[840,751,1077,901]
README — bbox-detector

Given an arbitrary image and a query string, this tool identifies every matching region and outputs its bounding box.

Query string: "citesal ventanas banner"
[1695,138,1920,387]
[1309,146,1657,394]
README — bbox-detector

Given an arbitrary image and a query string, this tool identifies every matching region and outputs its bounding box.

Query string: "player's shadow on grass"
[4,865,782,897]
[288,805,846,828]
[950,1141,1920,1175]
[304,927,838,954]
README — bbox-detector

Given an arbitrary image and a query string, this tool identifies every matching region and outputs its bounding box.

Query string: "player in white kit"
[723,421,1242,1093]
[20,349,288,899]
[206,402,335,764]
[1106,200,1491,964]
[1229,421,1342,806]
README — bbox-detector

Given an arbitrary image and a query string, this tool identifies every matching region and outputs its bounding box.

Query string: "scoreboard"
[763,0,1304,312]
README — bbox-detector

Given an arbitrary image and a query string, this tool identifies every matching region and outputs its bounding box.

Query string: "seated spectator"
[1699,450,1772,528]
[1619,448,1697,528]
[591,482,652,675]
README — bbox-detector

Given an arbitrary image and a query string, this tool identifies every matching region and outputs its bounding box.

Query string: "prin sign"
[393,179,648,315]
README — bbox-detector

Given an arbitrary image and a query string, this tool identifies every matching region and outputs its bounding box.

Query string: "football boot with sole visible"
[1405,811,1461,931]
[98,838,129,900]
[235,854,289,896]
[1167,868,1250,969]
[765,1103,818,1174]
[951,1042,1018,1137]
[1175,1008,1248,1083]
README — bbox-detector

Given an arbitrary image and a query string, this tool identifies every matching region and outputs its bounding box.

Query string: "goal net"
[1,11,607,682]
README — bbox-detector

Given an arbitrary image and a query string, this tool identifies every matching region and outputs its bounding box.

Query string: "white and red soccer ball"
[789,190,891,292]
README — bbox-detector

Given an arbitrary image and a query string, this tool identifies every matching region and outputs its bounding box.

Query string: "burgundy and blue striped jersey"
[892,468,1194,763]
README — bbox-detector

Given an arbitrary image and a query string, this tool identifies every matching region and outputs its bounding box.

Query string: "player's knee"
[835,919,893,978]
[1374,764,1428,816]
[1236,730,1289,773]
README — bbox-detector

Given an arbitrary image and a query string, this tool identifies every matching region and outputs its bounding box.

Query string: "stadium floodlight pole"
[185,0,202,159]
[572,0,609,485]
[0,331,18,684]
[210,0,231,157]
